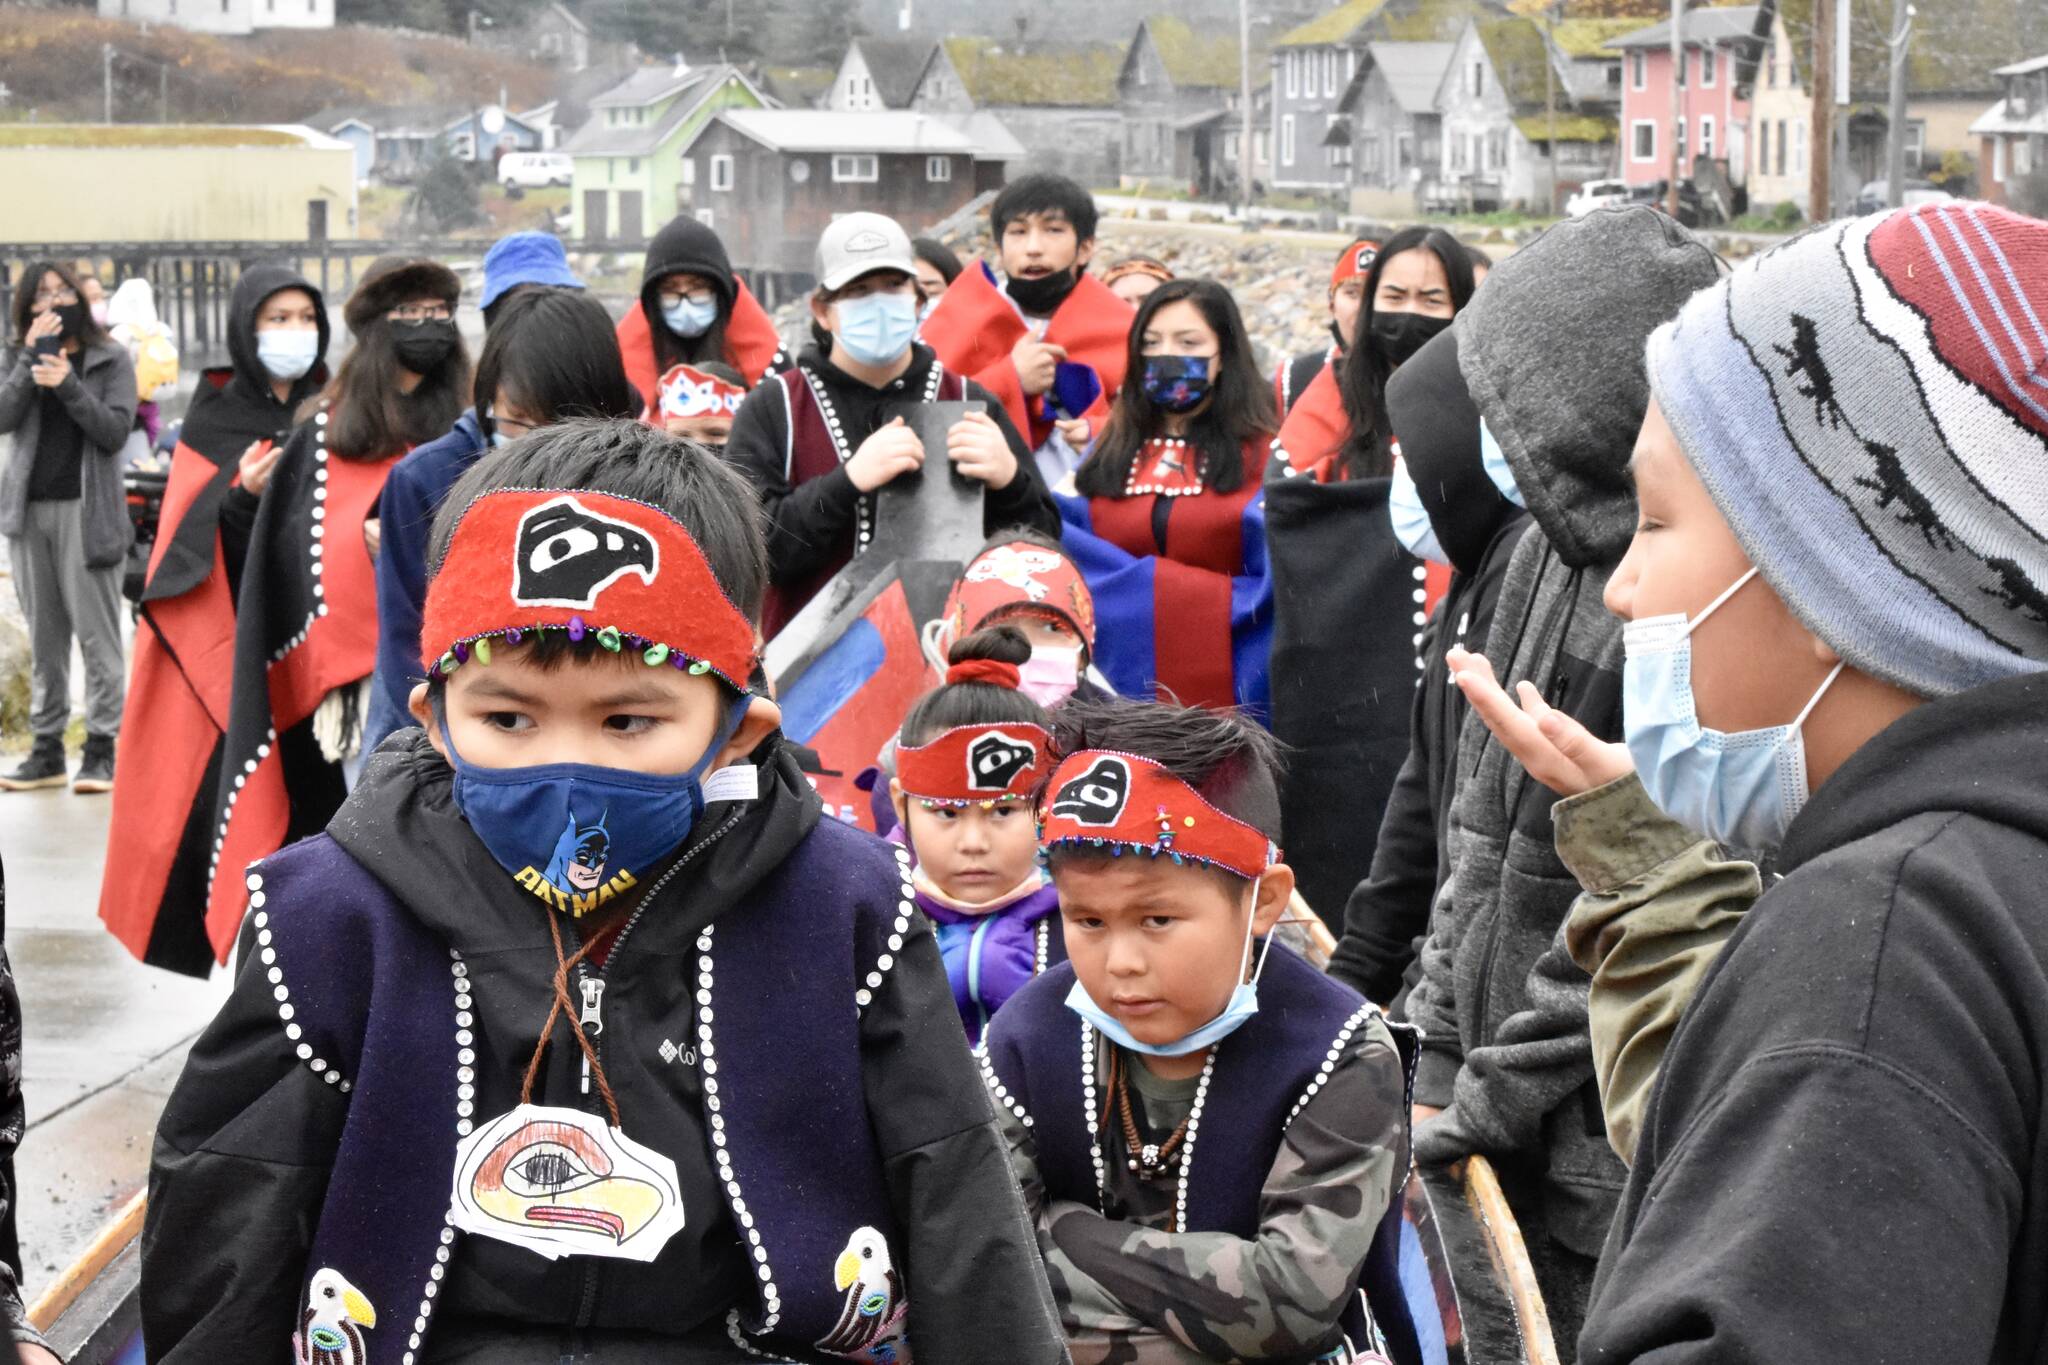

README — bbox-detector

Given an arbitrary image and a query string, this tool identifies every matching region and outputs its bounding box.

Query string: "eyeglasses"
[32,287,79,307]
[490,414,536,441]
[388,303,453,324]
[657,289,717,310]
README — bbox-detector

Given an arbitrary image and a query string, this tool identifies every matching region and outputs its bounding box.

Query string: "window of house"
[608,158,616,183]
[681,157,696,186]
[927,155,952,181]
[1775,119,1786,176]
[1470,62,1485,97]
[1327,50,1339,96]
[628,157,640,174]
[1632,119,1657,162]
[1677,47,1687,85]
[833,153,880,182]
[1792,118,1807,173]
[1699,115,1714,159]
[1630,50,1645,91]
[1282,114,1296,164]
[696,208,715,227]
[2018,137,2035,177]
[1904,119,1926,167]
[1767,48,1778,88]
[1995,136,2009,183]
[710,154,734,191]
[1701,46,1716,86]
[1286,52,1298,98]
[1676,117,1687,161]
[1397,131,1414,169]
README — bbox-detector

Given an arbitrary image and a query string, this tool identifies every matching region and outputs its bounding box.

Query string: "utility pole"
[1667,0,1683,217]
[102,43,114,124]
[1885,0,1915,205]
[1811,0,1832,221]
[159,62,168,123]
[1543,0,1558,214]
[1238,0,1254,220]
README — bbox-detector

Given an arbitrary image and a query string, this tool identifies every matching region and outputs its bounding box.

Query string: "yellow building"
[0,125,358,242]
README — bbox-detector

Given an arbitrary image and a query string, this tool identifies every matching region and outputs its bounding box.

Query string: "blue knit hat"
[480,231,583,310]
[1650,201,2048,699]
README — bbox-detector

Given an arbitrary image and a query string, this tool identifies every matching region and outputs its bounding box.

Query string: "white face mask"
[1622,566,1844,849]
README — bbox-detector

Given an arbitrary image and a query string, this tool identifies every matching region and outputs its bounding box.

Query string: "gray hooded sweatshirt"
[1404,207,1723,1270]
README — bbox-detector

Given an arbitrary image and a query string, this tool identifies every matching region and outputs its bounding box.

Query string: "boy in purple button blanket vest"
[985,699,1418,1364]
[141,418,1067,1365]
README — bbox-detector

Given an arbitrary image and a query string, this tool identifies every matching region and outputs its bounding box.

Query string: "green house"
[564,62,769,243]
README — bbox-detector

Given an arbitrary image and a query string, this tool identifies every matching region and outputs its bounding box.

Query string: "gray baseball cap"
[815,212,919,291]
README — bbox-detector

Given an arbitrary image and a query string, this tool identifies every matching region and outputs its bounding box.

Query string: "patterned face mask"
[1140,355,1212,414]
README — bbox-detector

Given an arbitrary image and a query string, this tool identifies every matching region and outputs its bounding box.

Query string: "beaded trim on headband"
[1038,750,1277,880]
[896,723,1052,806]
[419,487,759,692]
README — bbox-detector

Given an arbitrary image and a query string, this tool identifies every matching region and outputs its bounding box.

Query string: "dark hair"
[474,290,639,439]
[912,237,964,286]
[428,418,768,625]
[991,173,1098,244]
[1049,697,1284,851]
[1076,278,1277,499]
[1335,226,1476,480]
[480,280,565,332]
[975,524,1064,558]
[692,360,746,388]
[13,260,110,349]
[899,626,1050,747]
[321,317,472,462]
[1466,245,1494,275]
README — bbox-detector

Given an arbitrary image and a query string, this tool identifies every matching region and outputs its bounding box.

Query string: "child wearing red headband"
[932,528,1105,709]
[981,697,1417,1363]
[144,419,1065,1365]
[890,626,1064,1046]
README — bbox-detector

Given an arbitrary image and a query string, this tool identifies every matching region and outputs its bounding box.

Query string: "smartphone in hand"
[32,335,61,360]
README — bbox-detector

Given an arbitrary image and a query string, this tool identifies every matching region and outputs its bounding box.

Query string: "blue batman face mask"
[439,695,751,915]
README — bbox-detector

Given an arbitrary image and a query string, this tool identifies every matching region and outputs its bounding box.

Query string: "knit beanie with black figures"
[1649,201,2048,700]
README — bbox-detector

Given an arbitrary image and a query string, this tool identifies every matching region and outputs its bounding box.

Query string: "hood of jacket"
[1389,326,1516,578]
[189,263,331,461]
[1783,672,2048,876]
[1454,205,1721,570]
[640,216,738,323]
[328,727,822,957]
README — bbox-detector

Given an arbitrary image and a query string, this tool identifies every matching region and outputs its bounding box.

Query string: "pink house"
[1609,4,1764,190]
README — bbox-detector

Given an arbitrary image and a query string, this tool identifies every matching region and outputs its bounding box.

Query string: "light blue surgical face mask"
[257,328,320,382]
[1389,460,1448,565]
[662,296,719,339]
[1623,566,1844,851]
[1479,419,1524,508]
[1064,877,1272,1057]
[834,292,919,368]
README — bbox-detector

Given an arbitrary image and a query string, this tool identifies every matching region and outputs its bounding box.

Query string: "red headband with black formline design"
[897,723,1053,805]
[1038,750,1277,880]
[1331,241,1380,291]
[420,487,758,691]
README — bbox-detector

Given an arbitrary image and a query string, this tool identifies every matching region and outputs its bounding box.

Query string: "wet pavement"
[1,786,225,1294]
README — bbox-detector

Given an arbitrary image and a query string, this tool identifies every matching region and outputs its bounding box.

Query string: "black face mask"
[1006,267,1079,316]
[1371,310,1453,369]
[54,303,89,340]
[391,318,458,376]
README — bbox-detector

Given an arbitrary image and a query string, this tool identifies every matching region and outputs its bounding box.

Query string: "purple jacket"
[918,881,1064,1047]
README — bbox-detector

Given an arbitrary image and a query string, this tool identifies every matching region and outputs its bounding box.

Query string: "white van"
[499,151,572,189]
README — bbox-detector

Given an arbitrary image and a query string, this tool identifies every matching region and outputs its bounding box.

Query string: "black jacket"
[1330,328,1531,1006]
[1328,513,1527,1006]
[143,731,1068,1364]
[1581,672,2048,1362]
[722,344,1061,589]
